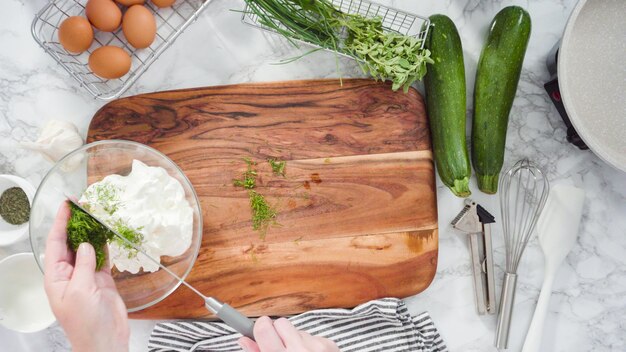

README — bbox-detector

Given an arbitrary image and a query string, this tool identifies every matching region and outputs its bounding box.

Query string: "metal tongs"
[451,199,496,315]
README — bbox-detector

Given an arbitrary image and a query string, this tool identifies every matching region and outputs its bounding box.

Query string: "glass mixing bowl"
[29,140,203,312]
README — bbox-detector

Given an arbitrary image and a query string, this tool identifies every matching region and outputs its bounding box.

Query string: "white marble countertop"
[1,0,625,351]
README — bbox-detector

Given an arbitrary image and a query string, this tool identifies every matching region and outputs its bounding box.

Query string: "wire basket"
[241,0,430,58]
[32,0,210,100]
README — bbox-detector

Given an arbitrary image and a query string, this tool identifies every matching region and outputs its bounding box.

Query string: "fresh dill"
[249,190,277,239]
[83,182,121,215]
[66,202,114,271]
[233,158,257,189]
[66,201,145,270]
[233,158,279,238]
[268,158,286,177]
[111,221,144,258]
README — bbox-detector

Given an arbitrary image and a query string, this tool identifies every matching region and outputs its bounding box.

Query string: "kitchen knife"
[65,197,255,339]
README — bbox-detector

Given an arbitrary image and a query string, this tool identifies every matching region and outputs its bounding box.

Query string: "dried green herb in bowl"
[0,187,30,225]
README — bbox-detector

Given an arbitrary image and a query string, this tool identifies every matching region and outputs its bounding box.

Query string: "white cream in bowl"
[79,159,194,274]
[0,253,56,333]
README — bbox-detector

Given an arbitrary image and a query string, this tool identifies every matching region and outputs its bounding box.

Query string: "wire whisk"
[495,159,549,349]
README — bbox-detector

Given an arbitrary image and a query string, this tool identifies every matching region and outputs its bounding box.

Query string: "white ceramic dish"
[0,252,56,333]
[0,175,36,246]
[558,0,626,172]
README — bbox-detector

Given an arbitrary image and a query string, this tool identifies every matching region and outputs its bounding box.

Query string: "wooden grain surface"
[88,79,438,319]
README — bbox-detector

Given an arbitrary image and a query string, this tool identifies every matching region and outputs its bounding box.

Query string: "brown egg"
[151,0,176,8]
[115,0,144,5]
[85,0,122,32]
[88,46,131,79]
[58,16,93,54]
[122,5,156,49]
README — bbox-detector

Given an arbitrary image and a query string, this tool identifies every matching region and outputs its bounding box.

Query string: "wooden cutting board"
[88,79,438,319]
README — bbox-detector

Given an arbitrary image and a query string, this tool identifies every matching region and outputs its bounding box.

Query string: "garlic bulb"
[21,120,84,163]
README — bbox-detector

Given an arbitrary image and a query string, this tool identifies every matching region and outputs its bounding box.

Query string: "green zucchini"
[423,14,471,198]
[472,6,531,193]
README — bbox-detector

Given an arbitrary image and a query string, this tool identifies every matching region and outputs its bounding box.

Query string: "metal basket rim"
[31,0,211,101]
[240,0,431,55]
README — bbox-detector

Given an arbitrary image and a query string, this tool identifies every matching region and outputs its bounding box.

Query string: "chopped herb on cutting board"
[233,158,280,238]
[249,190,277,238]
[268,158,286,177]
[232,158,257,189]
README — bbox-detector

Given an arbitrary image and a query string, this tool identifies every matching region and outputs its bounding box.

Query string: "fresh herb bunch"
[344,17,432,92]
[66,201,114,270]
[66,201,146,270]
[244,0,434,92]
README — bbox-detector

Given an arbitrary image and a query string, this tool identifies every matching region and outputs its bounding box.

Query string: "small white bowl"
[0,252,56,333]
[0,175,36,246]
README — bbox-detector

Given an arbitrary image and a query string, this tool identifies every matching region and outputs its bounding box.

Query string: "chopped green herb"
[244,157,255,167]
[83,182,121,215]
[233,158,258,189]
[111,221,144,258]
[66,202,114,271]
[233,158,280,238]
[66,202,145,270]
[249,190,277,239]
[0,187,30,225]
[268,158,286,177]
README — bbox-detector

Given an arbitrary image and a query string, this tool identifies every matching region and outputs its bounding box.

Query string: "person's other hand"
[44,202,129,352]
[238,316,339,352]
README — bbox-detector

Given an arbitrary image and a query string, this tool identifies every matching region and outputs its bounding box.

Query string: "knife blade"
[64,197,255,338]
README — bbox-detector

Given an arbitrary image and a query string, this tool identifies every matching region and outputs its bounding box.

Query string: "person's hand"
[238,316,339,352]
[44,202,130,352]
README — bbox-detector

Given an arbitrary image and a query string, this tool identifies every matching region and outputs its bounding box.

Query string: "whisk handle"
[495,272,518,349]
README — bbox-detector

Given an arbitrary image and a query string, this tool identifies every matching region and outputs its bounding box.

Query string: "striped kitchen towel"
[149,298,447,352]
